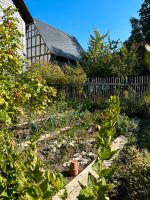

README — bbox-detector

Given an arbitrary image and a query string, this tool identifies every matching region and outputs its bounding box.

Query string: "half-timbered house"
[0,1,83,65]
[26,19,83,65]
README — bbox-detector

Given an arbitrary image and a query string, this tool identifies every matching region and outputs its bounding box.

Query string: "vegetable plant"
[78,96,120,200]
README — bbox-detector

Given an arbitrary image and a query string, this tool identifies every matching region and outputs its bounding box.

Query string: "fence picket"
[65,75,150,100]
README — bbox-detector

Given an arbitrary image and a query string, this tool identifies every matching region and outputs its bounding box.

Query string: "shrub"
[64,65,86,85]
[31,62,65,85]
[0,7,64,199]
[68,97,107,113]
[121,95,149,117]
[30,62,87,86]
[78,96,121,200]
[110,147,150,200]
[116,114,138,136]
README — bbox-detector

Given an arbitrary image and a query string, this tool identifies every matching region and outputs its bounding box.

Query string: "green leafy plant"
[30,62,86,86]
[0,6,65,199]
[78,96,120,200]
[0,130,65,199]
[121,94,149,117]
[0,6,57,128]
[116,114,138,136]
[81,29,138,78]
[111,147,150,200]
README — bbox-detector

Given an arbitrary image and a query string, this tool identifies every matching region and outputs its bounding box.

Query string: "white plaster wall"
[0,0,26,55]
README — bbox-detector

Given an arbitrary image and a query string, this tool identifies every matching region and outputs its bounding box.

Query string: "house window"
[28,48,31,58]
[28,31,31,38]
[32,37,36,46]
[32,47,35,57]
[41,44,45,54]
[28,39,31,48]
[36,35,40,45]
[36,46,40,56]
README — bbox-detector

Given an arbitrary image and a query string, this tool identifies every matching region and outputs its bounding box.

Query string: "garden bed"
[37,125,97,177]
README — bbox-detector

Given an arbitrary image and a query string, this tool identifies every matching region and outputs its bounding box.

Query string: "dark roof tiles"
[34,19,83,61]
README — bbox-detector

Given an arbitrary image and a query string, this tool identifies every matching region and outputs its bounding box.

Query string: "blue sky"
[24,0,143,49]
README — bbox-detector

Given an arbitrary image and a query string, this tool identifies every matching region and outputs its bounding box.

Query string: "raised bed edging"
[52,136,128,200]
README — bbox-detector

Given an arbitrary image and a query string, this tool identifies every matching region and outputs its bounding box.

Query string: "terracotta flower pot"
[69,160,79,176]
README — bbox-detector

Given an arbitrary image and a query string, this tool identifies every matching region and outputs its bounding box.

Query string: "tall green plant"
[82,29,138,78]
[78,96,120,200]
[0,131,65,199]
[0,6,64,199]
[0,6,56,127]
[82,29,112,77]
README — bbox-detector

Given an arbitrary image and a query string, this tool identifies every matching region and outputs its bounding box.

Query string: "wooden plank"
[52,136,128,200]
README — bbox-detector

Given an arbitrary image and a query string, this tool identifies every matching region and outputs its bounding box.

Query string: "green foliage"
[82,29,138,77]
[139,0,150,44]
[116,114,138,136]
[135,114,150,151]
[0,6,56,128]
[145,45,150,104]
[0,6,26,75]
[111,147,150,200]
[78,96,120,200]
[121,94,149,117]
[82,29,112,77]
[46,110,79,130]
[0,131,65,199]
[0,6,65,199]
[30,62,65,85]
[111,45,138,77]
[68,97,107,113]
[125,0,150,73]
[30,62,86,86]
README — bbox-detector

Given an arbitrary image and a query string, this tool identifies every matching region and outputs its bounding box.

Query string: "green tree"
[82,29,112,77]
[125,0,150,74]
[111,45,138,77]
[139,0,150,44]
[82,29,138,78]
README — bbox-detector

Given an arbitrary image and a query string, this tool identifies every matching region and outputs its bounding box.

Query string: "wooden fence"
[65,75,150,100]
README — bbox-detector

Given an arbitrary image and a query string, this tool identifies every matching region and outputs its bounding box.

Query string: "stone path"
[52,135,128,200]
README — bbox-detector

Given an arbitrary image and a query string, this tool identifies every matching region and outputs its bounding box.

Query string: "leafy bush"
[81,29,138,78]
[0,7,65,199]
[78,96,121,200]
[0,7,56,126]
[31,62,65,85]
[68,97,107,113]
[30,62,87,86]
[0,131,65,199]
[64,65,87,85]
[121,95,149,117]
[116,114,138,136]
[110,147,150,200]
